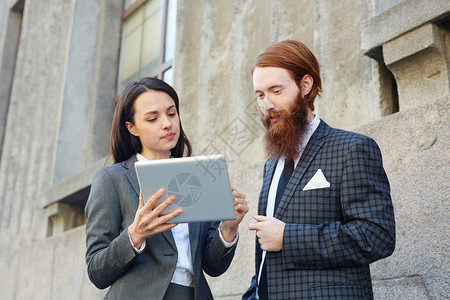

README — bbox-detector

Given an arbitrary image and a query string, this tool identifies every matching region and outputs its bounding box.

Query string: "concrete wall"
[0,0,448,299]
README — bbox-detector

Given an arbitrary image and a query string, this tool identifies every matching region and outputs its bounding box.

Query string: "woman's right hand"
[128,188,182,249]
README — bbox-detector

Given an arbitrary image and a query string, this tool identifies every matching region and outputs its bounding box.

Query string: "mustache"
[262,106,301,124]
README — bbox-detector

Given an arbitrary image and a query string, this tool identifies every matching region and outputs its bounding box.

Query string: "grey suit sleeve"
[282,137,395,269]
[85,168,138,289]
[201,222,237,277]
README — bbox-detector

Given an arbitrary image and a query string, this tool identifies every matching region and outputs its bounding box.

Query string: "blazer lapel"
[188,223,200,265]
[275,120,330,219]
[123,156,140,197]
[123,155,177,251]
[258,159,277,216]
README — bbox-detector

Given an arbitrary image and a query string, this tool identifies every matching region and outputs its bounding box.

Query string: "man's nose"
[258,96,275,113]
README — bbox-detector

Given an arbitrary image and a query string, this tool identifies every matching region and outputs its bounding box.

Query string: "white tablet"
[134,154,236,223]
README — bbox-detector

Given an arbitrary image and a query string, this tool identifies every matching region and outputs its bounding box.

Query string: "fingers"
[157,223,178,232]
[234,202,249,216]
[139,192,144,209]
[248,223,258,231]
[231,189,248,215]
[145,188,165,210]
[252,214,268,222]
[232,189,245,200]
[159,208,182,224]
[248,215,268,231]
[152,195,176,215]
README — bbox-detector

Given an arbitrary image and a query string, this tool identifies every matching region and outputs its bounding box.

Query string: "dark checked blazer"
[85,155,236,300]
[243,119,395,300]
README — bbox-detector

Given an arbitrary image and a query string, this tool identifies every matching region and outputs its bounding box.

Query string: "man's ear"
[125,121,138,136]
[300,74,313,97]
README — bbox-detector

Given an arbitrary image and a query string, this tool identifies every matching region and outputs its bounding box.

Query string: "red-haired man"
[244,40,395,300]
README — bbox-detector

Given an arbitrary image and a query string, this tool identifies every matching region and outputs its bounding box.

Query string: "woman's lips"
[162,132,175,140]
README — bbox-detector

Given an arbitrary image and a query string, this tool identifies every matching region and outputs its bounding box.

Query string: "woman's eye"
[147,118,157,122]
[257,94,264,99]
[273,90,281,94]
[168,113,177,117]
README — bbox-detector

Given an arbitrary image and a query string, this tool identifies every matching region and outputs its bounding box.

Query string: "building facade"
[0,0,448,298]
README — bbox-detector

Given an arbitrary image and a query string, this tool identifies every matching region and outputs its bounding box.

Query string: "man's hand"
[248,215,285,251]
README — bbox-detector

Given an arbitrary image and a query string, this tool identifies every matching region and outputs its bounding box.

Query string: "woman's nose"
[161,116,172,129]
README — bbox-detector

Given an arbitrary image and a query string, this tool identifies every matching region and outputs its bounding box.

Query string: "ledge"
[43,156,111,209]
[361,0,450,54]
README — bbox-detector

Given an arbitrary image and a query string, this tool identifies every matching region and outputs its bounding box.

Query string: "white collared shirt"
[257,115,320,286]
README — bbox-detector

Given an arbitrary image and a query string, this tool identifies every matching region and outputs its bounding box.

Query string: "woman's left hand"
[220,188,249,243]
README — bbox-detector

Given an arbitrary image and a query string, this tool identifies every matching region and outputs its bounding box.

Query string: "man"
[243,40,395,299]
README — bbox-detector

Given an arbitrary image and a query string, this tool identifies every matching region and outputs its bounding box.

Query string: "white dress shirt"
[257,115,320,286]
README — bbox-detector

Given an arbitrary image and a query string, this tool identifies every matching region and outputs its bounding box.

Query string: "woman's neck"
[140,150,171,160]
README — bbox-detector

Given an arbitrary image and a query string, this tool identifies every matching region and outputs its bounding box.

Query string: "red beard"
[262,93,310,161]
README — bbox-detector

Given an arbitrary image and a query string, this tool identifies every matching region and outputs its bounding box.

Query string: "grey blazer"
[243,120,395,299]
[85,156,236,300]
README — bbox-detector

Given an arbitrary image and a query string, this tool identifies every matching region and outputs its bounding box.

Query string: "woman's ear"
[300,74,313,97]
[125,121,138,136]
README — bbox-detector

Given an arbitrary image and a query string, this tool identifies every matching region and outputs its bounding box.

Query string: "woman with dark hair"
[85,77,248,300]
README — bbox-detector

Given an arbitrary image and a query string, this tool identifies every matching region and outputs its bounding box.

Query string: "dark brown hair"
[110,77,192,163]
[252,40,322,110]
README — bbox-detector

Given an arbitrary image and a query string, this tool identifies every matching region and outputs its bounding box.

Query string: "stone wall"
[0,0,448,299]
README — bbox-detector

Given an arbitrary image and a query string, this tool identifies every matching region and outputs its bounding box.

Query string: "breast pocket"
[284,186,341,223]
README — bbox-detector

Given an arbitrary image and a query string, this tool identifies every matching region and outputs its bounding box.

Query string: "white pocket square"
[302,169,331,191]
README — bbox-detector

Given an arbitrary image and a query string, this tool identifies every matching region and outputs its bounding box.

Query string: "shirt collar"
[293,114,320,166]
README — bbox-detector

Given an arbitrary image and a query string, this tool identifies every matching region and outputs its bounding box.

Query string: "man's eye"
[147,118,157,122]
[168,113,176,117]
[256,94,264,99]
[273,90,281,94]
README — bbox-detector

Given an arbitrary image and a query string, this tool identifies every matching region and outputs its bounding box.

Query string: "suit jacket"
[85,155,236,300]
[243,120,395,299]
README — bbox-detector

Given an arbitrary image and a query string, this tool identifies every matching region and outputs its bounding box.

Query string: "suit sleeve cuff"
[127,228,146,253]
[218,226,239,248]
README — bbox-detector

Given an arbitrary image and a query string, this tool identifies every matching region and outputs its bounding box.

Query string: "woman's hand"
[128,189,182,249]
[220,188,249,243]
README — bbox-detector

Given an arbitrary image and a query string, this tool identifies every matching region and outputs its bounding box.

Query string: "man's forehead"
[253,67,293,90]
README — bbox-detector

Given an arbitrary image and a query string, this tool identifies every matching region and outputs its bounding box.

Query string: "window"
[44,0,123,235]
[0,0,24,159]
[118,0,177,92]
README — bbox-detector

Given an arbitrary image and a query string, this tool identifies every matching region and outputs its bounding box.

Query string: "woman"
[85,77,248,299]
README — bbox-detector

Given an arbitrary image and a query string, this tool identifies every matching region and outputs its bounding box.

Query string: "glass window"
[163,67,173,86]
[118,0,177,93]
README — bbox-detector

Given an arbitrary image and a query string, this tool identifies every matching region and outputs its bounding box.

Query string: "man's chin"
[269,119,285,133]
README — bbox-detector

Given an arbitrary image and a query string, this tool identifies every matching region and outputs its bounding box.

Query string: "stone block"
[361,0,450,53]
[50,227,87,300]
[46,202,85,236]
[383,23,449,111]
[356,95,450,299]
[0,249,20,300]
[373,276,430,299]
[14,239,55,299]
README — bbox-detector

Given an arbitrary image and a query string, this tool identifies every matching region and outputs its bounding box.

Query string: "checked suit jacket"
[243,120,395,300]
[85,155,236,300]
